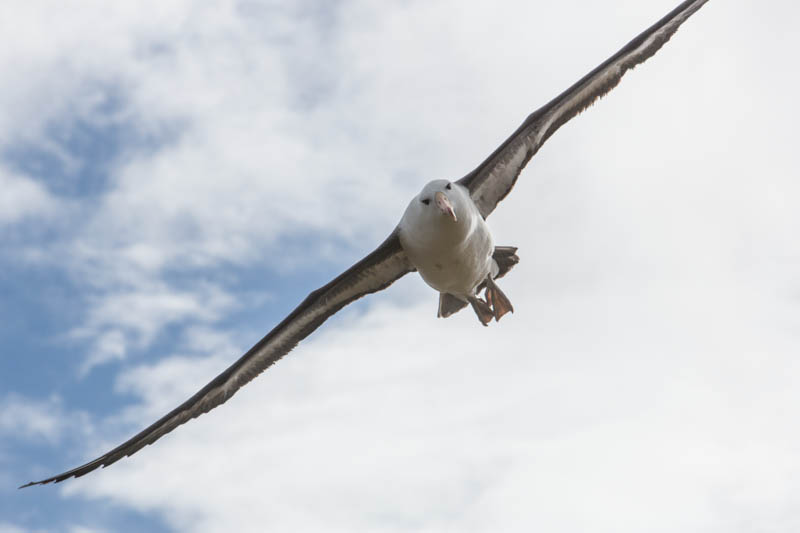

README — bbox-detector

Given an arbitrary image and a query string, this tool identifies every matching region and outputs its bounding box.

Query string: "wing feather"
[21,231,411,487]
[458,0,709,218]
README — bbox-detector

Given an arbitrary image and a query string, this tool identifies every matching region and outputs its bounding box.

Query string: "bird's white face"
[398,178,478,250]
[406,179,461,224]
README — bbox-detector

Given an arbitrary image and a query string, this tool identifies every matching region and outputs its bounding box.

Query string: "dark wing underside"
[458,0,709,218]
[21,231,412,488]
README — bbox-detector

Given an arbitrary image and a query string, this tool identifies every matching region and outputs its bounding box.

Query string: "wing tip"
[18,477,59,489]
[18,459,105,489]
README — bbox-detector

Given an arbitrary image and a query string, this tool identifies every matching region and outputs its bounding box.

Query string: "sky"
[1,0,798,531]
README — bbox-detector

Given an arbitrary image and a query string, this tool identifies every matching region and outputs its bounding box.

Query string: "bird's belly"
[411,229,494,298]
[417,252,490,296]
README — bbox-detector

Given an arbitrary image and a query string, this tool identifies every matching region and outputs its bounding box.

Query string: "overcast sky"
[2,1,799,532]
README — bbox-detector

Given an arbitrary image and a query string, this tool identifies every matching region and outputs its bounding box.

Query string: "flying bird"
[22,0,709,488]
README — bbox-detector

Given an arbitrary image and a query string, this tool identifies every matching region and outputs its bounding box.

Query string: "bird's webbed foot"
[484,276,514,321]
[467,296,494,326]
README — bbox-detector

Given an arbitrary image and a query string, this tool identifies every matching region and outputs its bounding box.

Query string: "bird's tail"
[492,246,519,280]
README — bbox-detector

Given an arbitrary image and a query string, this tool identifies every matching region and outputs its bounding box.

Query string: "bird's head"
[413,179,459,223]
[398,179,473,246]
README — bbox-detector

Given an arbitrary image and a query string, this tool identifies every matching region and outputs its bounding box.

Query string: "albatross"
[21,0,710,488]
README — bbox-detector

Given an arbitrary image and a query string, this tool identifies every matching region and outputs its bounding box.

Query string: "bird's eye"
[421,198,431,205]
[445,183,452,190]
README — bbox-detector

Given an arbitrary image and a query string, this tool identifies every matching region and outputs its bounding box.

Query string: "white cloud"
[0,395,90,445]
[62,274,800,532]
[72,282,236,375]
[0,168,58,225]
[3,0,419,373]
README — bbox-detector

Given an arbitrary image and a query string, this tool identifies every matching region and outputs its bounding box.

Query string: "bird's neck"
[404,211,475,253]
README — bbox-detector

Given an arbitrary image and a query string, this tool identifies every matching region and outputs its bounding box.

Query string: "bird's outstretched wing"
[21,231,412,488]
[458,0,709,218]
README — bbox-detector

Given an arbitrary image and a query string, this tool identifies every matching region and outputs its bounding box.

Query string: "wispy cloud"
[71,282,236,375]
[0,395,90,445]
[65,279,800,532]
[0,167,59,226]
[1,0,420,375]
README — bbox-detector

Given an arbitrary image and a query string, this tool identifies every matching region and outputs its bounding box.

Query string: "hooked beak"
[434,191,457,222]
